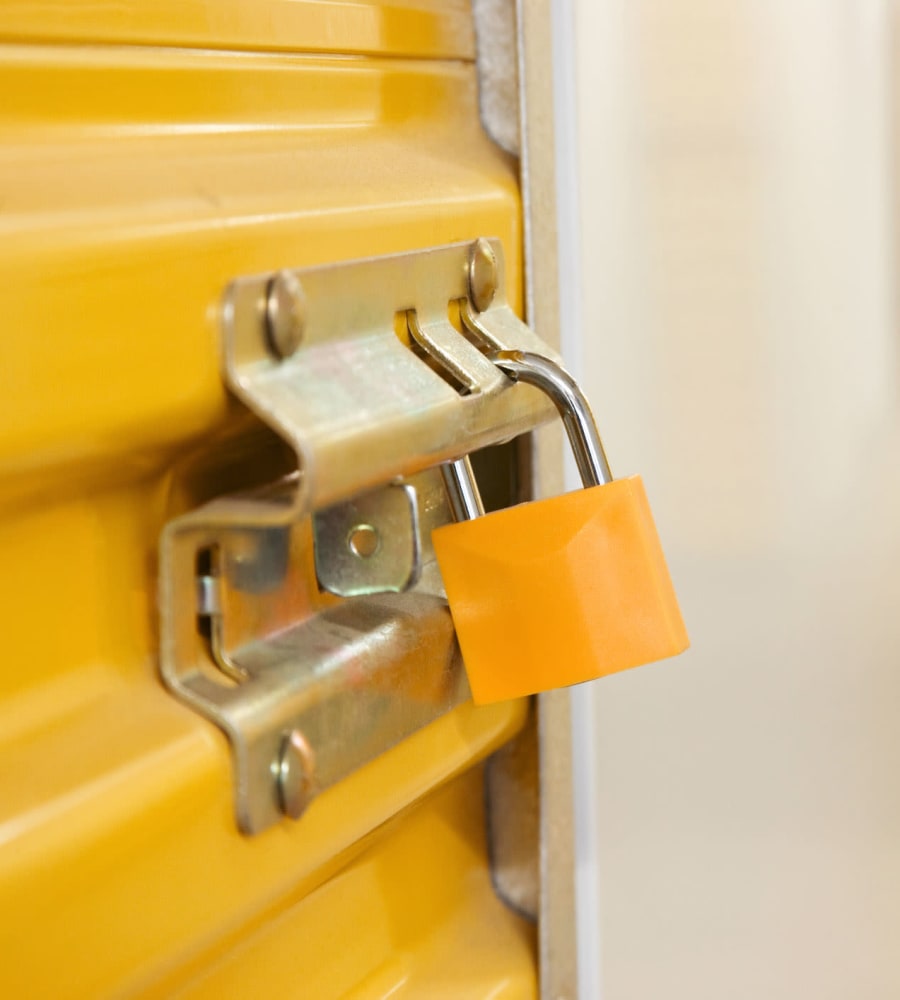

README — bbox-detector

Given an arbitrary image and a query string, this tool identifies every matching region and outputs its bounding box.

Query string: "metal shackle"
[441,351,613,521]
[490,350,612,487]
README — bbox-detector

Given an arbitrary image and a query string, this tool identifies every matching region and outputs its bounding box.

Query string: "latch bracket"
[159,239,562,834]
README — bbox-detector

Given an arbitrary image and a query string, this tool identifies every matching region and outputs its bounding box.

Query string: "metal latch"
[159,239,561,834]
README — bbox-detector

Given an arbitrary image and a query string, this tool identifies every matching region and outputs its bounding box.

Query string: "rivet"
[467,238,498,313]
[277,729,317,820]
[264,271,307,359]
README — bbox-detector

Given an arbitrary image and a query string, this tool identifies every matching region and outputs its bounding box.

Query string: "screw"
[264,270,307,359]
[467,238,498,313]
[277,729,317,819]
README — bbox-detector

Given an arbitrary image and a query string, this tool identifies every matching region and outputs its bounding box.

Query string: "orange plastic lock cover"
[432,474,689,704]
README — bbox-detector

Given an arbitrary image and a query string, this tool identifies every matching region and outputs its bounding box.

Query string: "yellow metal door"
[0,2,546,996]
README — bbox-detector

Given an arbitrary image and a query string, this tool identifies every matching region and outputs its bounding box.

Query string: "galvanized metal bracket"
[159,239,562,835]
[313,481,421,598]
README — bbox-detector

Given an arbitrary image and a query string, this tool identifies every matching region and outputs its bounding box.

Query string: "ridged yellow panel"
[0,29,533,1000]
[0,0,474,59]
[162,769,537,999]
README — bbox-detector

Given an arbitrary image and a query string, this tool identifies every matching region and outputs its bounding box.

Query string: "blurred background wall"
[561,1,900,996]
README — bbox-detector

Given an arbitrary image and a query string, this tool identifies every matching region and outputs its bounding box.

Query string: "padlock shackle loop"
[441,456,485,521]
[489,351,613,487]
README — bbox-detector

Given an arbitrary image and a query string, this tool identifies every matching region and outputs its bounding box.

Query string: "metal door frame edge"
[516,2,579,997]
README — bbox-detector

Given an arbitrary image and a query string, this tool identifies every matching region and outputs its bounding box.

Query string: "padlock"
[432,350,689,704]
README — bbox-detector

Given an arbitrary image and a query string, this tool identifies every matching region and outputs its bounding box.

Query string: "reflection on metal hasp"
[158,239,563,834]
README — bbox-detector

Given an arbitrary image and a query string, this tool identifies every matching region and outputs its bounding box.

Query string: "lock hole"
[347,524,380,559]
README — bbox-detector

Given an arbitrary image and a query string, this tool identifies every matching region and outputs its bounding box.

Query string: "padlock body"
[432,475,689,704]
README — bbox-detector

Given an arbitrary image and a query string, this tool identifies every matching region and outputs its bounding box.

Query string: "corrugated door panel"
[0,0,475,58]
[0,4,536,996]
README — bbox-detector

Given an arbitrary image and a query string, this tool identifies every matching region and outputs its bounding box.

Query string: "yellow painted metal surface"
[0,8,535,996]
[165,769,536,999]
[0,0,474,59]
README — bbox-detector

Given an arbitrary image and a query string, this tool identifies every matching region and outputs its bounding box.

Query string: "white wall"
[565,2,900,997]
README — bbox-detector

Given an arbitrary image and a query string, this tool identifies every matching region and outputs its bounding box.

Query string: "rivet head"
[277,729,317,820]
[265,271,307,359]
[468,238,498,313]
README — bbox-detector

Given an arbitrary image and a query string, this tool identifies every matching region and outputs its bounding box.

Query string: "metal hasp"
[159,239,562,835]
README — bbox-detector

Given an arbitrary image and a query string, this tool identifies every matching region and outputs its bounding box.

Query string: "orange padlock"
[432,350,689,704]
